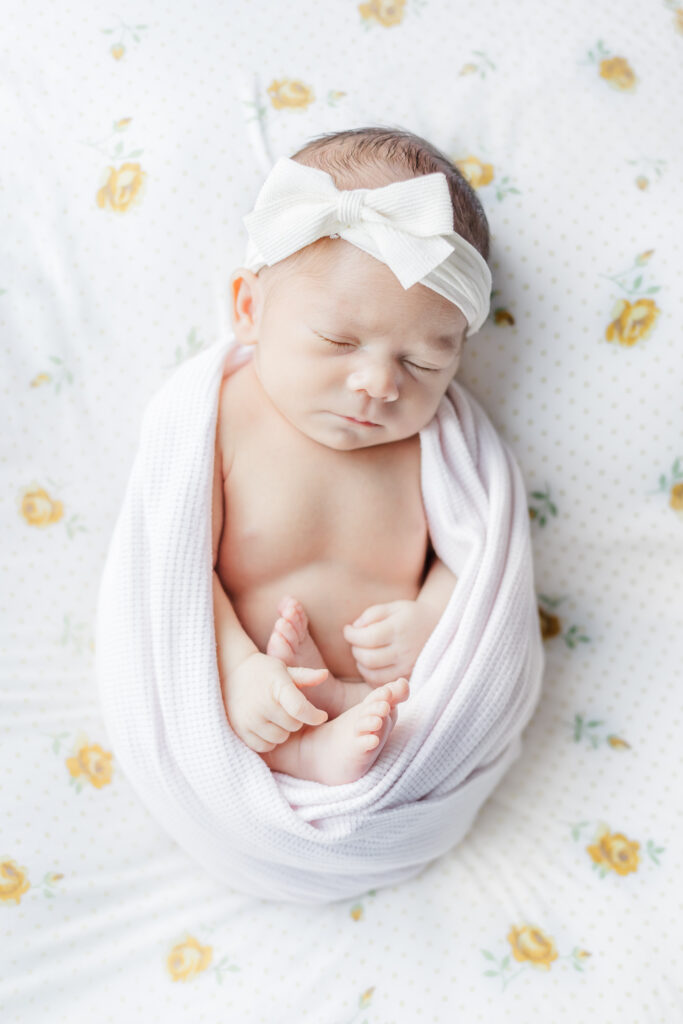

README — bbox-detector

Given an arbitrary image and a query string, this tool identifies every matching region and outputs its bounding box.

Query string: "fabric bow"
[243,157,457,290]
[242,156,492,334]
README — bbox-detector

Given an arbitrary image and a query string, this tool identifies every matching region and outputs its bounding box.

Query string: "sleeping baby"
[212,126,492,786]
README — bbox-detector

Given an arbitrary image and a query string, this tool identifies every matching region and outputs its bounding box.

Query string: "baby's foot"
[266,595,371,717]
[266,595,326,670]
[295,677,410,785]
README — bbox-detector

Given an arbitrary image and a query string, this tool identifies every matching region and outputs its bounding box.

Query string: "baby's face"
[232,240,467,451]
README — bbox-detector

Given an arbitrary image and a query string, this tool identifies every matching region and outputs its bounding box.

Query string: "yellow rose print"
[607,735,631,750]
[454,155,494,189]
[97,162,146,212]
[628,161,665,191]
[573,715,631,751]
[19,485,63,526]
[66,742,113,789]
[458,53,496,78]
[483,932,587,987]
[585,41,637,92]
[572,820,663,872]
[359,987,375,1008]
[507,925,559,970]
[167,936,213,981]
[599,56,637,91]
[29,356,72,394]
[669,481,683,511]
[605,298,660,347]
[267,79,315,110]
[538,596,590,648]
[349,888,376,921]
[538,605,561,640]
[358,0,405,27]
[587,828,640,876]
[494,308,514,325]
[0,859,31,905]
[42,872,64,898]
[600,252,662,346]
[102,18,148,58]
[655,459,683,514]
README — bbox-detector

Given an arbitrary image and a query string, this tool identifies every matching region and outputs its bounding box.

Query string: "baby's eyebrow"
[424,333,459,353]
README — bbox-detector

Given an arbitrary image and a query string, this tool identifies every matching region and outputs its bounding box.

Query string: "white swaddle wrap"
[95,334,544,903]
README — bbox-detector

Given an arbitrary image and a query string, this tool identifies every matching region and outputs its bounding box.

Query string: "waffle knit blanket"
[95,335,544,903]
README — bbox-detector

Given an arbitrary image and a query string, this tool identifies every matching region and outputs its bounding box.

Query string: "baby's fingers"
[350,643,394,670]
[242,729,278,754]
[266,704,305,734]
[287,666,329,688]
[355,662,398,686]
[350,605,389,628]
[343,619,390,649]
[254,721,293,746]
[276,669,328,725]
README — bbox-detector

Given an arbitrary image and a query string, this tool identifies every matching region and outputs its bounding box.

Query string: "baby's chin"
[272,403,424,450]
[311,416,420,451]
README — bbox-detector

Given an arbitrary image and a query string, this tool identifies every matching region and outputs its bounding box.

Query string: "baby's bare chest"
[216,375,428,597]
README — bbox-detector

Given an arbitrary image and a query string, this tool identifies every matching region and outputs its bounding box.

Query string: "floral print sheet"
[2,0,682,1020]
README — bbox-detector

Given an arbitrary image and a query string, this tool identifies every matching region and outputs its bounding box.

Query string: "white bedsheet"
[2,0,682,1019]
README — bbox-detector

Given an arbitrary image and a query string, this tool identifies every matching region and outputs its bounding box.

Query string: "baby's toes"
[357,711,386,735]
[266,616,298,659]
[356,695,391,729]
[265,631,289,660]
[277,595,309,642]
[380,678,410,705]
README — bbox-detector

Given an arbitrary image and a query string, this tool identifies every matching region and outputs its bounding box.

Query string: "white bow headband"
[242,157,492,336]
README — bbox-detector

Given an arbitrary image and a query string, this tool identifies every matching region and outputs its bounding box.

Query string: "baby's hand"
[342,599,439,686]
[224,651,328,753]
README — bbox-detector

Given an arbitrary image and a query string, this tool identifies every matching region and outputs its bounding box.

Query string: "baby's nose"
[347,364,399,402]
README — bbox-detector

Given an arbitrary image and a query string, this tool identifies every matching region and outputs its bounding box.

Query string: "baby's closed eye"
[317,334,443,374]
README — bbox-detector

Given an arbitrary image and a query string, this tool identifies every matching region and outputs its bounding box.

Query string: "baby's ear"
[230,268,262,345]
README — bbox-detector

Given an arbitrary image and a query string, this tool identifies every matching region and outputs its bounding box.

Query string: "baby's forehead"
[257,235,466,337]
[299,248,463,317]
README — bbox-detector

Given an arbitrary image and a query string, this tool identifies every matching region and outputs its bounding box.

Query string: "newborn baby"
[212,127,491,786]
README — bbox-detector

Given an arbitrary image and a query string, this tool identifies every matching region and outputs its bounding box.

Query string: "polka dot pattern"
[1,0,682,1020]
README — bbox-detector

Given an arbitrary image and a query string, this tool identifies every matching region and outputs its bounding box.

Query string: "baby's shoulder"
[215,359,259,472]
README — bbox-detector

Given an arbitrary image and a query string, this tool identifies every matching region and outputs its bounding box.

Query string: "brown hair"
[256,124,489,290]
[292,125,489,260]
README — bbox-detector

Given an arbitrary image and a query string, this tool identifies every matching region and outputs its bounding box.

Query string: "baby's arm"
[213,573,328,751]
[416,549,459,619]
[211,427,328,752]
[342,545,457,686]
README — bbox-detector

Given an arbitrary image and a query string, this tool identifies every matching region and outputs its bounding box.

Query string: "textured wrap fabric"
[95,335,544,903]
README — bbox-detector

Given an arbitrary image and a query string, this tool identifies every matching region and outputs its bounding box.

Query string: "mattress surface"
[1,0,682,1020]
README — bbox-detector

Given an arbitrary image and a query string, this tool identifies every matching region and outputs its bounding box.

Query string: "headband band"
[242,157,492,335]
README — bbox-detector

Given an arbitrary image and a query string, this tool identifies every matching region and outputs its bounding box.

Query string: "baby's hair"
[255,125,490,292]
[291,125,490,262]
